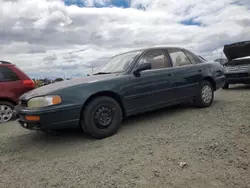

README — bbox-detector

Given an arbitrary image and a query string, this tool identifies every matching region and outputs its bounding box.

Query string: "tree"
[54,78,64,82]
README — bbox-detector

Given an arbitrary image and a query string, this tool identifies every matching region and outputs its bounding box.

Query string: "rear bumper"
[14,104,82,131]
[215,75,226,89]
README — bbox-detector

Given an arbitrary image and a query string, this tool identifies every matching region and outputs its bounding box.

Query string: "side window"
[185,50,199,64]
[0,70,4,80]
[138,49,169,70]
[0,67,20,82]
[168,49,192,67]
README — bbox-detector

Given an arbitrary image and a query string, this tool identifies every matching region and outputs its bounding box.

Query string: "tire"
[222,82,229,89]
[0,101,15,123]
[81,96,123,139]
[194,80,214,108]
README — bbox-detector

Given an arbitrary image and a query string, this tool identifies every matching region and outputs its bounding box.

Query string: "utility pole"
[220,52,223,64]
[91,64,95,75]
[63,71,66,80]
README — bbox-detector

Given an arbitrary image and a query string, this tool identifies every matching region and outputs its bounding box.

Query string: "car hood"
[20,74,117,100]
[223,40,250,61]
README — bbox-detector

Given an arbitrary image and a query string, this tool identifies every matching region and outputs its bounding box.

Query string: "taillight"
[23,80,35,88]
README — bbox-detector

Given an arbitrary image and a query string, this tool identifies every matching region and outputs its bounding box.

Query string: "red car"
[0,61,35,123]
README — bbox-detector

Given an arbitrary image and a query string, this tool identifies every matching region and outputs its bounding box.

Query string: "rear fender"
[0,95,17,105]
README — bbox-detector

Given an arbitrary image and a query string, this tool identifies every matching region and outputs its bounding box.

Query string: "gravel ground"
[0,85,250,188]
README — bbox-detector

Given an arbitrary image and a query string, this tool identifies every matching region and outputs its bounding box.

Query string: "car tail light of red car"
[22,79,35,88]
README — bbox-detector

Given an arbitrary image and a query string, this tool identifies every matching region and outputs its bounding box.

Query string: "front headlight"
[27,95,62,109]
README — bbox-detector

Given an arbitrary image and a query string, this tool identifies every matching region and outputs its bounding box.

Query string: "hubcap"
[0,105,13,123]
[201,85,213,104]
[94,106,113,128]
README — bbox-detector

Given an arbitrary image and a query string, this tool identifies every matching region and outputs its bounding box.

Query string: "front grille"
[226,65,250,72]
[226,73,249,78]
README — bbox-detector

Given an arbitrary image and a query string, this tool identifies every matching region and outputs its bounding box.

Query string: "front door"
[123,49,175,114]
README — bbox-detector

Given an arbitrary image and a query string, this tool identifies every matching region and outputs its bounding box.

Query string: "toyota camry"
[15,47,225,139]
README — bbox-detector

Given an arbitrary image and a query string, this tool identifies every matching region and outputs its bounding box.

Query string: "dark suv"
[0,61,35,123]
[222,41,250,89]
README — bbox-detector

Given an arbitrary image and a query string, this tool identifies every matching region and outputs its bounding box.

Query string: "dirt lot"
[0,85,249,188]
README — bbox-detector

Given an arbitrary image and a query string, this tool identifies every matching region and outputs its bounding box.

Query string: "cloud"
[43,54,58,61]
[0,42,46,54]
[0,0,250,78]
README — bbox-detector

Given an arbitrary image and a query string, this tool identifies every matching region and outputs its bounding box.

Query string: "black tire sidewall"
[222,82,229,89]
[82,97,122,139]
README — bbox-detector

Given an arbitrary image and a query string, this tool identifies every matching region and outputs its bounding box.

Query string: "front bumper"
[224,72,250,84]
[14,104,82,131]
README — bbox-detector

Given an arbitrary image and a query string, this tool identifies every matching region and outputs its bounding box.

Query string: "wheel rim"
[93,106,114,129]
[0,105,13,123]
[201,85,213,104]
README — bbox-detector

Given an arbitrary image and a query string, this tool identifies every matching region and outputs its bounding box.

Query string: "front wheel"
[81,96,123,139]
[194,81,214,108]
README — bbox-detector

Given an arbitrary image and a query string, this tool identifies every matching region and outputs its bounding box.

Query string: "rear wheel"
[0,101,14,123]
[194,80,214,108]
[222,82,229,89]
[81,97,123,139]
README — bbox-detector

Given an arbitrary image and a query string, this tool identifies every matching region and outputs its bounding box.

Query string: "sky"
[1,0,250,79]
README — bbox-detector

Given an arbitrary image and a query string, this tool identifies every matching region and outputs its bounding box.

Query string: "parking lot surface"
[0,85,249,188]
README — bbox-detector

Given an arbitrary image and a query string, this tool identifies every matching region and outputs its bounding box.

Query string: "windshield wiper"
[93,72,112,75]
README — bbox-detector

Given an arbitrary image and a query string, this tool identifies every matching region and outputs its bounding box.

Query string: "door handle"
[198,69,202,72]
[168,73,173,76]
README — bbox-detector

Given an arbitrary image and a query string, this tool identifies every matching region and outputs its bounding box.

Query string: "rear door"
[0,66,24,103]
[166,48,203,99]
[123,49,175,113]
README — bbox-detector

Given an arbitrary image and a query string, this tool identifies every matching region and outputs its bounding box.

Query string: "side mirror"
[133,63,151,77]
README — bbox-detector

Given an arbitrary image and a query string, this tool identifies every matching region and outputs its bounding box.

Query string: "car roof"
[133,46,186,51]
[108,46,191,60]
[115,47,187,56]
[0,60,13,66]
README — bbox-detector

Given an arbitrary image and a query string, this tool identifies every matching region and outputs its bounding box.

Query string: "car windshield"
[95,50,141,74]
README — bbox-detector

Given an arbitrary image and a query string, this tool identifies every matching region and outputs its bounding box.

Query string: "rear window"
[184,51,199,64]
[0,66,20,82]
